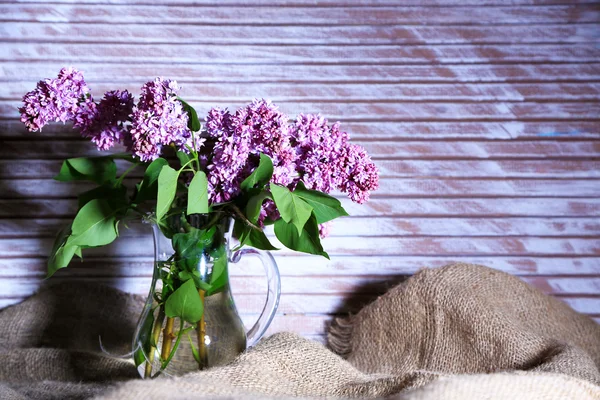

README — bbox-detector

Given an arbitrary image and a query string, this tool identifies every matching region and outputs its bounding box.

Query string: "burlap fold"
[1,263,598,400]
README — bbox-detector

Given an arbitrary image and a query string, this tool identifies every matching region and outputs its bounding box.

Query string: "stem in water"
[197,289,207,369]
[161,317,176,363]
[144,308,165,378]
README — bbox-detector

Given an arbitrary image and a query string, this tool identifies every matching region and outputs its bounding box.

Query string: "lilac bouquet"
[20,67,379,375]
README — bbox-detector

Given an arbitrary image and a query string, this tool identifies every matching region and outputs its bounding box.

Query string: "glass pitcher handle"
[230,248,281,347]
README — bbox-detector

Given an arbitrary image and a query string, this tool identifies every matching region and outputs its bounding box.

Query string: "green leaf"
[165,279,204,324]
[187,171,209,215]
[172,227,215,272]
[187,333,201,364]
[274,213,329,259]
[66,199,119,248]
[206,247,228,295]
[245,191,271,224]
[156,165,179,222]
[178,98,201,132]
[233,220,278,251]
[134,310,155,367]
[47,225,79,278]
[270,184,313,235]
[240,154,273,192]
[135,158,168,204]
[133,347,145,368]
[293,181,349,224]
[243,228,278,251]
[176,151,194,167]
[54,157,117,185]
[78,183,128,210]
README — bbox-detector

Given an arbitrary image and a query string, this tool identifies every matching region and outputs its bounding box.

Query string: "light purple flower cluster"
[204,99,379,234]
[291,114,379,205]
[205,107,249,203]
[19,67,92,132]
[128,78,194,161]
[205,99,298,204]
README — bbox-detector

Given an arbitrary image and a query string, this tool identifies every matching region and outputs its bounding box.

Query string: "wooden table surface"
[0,0,598,341]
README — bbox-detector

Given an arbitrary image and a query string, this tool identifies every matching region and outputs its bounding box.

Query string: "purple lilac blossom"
[19,67,92,132]
[291,114,378,204]
[204,107,251,203]
[204,100,297,204]
[337,144,380,204]
[128,78,195,162]
[236,99,296,187]
[77,90,134,151]
[318,221,332,239]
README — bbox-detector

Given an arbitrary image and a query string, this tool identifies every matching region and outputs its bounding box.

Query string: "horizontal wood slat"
[2,4,598,25]
[1,275,599,299]
[4,63,600,84]
[2,217,599,238]
[3,101,600,121]
[4,43,600,64]
[1,236,597,258]
[3,23,599,45]
[5,82,600,102]
[2,178,599,198]
[4,0,598,6]
[1,141,599,160]
[0,198,596,218]
[3,256,599,277]
[4,1,598,6]
[3,120,599,140]
[2,159,600,180]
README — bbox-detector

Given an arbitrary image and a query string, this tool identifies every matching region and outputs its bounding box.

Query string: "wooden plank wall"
[0,0,599,341]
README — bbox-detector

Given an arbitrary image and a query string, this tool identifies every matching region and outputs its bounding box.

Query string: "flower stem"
[197,289,207,369]
[144,307,165,378]
[160,317,176,363]
[161,320,188,370]
[114,163,139,187]
[231,204,262,231]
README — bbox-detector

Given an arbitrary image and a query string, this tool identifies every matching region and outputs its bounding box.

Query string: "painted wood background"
[0,0,599,342]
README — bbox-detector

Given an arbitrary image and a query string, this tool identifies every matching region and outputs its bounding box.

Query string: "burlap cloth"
[1,263,599,399]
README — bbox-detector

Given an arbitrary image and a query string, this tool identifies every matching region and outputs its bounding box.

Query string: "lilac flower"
[257,199,280,227]
[291,114,346,193]
[128,78,194,162]
[77,90,134,151]
[238,99,297,187]
[337,144,380,204]
[239,99,290,156]
[204,107,251,203]
[19,67,92,132]
[318,221,332,239]
[291,114,378,204]
[204,100,296,204]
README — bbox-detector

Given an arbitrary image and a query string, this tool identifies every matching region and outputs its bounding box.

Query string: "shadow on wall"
[329,275,411,316]
[0,125,155,302]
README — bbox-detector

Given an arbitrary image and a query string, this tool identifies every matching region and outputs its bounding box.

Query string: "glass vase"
[132,213,280,378]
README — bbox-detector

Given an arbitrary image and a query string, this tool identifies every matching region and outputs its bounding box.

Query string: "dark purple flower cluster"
[77,90,134,151]
[128,78,195,161]
[19,67,92,132]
